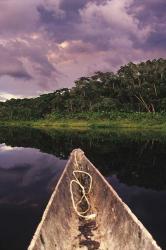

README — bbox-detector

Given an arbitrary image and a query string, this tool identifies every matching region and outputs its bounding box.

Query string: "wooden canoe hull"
[28,149,161,250]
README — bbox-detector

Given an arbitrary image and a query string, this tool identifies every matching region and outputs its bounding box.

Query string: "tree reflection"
[0,127,166,190]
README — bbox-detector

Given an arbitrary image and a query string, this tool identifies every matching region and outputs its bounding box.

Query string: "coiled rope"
[70,151,96,220]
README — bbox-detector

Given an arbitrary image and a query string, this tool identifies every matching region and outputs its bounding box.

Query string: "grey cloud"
[37,4,80,43]
[59,0,87,12]
[0,36,60,96]
[37,0,166,55]
[0,0,165,100]
[0,0,41,35]
[37,0,149,52]
[59,0,107,12]
[1,70,32,80]
[130,0,166,50]
[146,32,166,49]
[37,1,109,45]
[0,46,32,80]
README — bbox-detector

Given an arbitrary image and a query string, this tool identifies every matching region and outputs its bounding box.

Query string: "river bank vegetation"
[1,112,166,130]
[0,59,166,128]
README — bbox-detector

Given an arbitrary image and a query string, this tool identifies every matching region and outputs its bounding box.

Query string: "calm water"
[0,127,166,250]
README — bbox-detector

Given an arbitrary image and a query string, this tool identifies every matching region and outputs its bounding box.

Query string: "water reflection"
[0,143,66,204]
[109,175,166,249]
[0,127,166,249]
[1,127,165,189]
[0,142,66,250]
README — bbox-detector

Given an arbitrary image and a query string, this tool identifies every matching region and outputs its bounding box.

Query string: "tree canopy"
[0,58,166,120]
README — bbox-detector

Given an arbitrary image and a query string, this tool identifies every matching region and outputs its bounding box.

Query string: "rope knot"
[70,151,96,220]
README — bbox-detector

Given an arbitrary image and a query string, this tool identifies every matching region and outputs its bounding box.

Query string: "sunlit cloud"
[58,41,69,49]
[0,92,24,102]
[0,144,15,152]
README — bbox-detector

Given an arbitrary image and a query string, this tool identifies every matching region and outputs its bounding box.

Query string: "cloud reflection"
[0,143,66,205]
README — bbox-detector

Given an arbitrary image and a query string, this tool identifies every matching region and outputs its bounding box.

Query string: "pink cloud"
[0,0,165,100]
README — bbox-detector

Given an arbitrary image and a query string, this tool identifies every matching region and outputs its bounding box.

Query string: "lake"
[0,127,166,250]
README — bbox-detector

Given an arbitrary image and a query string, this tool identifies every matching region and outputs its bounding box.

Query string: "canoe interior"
[28,149,161,250]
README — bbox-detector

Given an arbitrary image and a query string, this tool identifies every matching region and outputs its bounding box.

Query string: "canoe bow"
[28,149,161,250]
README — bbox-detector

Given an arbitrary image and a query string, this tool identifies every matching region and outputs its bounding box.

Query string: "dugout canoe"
[28,149,161,250]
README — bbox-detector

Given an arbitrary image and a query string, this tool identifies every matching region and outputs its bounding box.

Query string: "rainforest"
[0,59,166,129]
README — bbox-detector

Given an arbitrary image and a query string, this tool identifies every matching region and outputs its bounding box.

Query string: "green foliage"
[0,58,166,121]
[2,112,166,131]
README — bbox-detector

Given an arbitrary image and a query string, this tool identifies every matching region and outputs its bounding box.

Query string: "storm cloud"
[0,0,165,100]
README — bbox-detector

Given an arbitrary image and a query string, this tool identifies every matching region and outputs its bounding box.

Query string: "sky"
[0,0,165,101]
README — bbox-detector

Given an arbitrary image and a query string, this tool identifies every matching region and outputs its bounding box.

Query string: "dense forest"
[0,58,166,120]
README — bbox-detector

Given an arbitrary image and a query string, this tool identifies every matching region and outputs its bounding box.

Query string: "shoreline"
[0,117,166,130]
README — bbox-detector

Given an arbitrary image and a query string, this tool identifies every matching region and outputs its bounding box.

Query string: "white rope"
[70,151,96,220]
